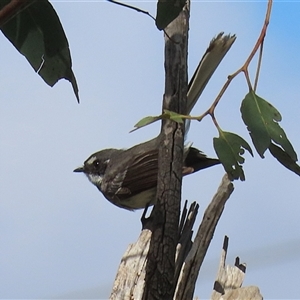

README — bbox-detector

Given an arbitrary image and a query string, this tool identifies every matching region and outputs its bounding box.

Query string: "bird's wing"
[101,146,220,203]
[102,149,159,200]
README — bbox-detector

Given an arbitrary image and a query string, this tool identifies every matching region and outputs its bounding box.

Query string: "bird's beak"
[73,166,84,173]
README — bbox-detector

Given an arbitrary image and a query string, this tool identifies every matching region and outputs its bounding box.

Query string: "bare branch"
[174,174,234,300]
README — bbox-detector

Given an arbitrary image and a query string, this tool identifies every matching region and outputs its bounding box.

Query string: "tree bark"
[142,4,190,300]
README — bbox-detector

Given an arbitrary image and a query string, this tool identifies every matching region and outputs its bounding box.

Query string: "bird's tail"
[184,147,220,175]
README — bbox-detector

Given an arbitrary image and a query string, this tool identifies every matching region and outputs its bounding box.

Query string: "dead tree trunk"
[110,175,232,299]
[211,236,263,300]
[110,176,263,300]
[141,4,190,300]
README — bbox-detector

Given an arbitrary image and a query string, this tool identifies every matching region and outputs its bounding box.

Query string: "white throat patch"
[86,173,103,186]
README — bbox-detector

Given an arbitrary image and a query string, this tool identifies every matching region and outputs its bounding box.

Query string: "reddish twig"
[196,0,273,124]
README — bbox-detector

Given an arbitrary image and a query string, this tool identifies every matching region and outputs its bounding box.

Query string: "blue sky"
[0,1,300,299]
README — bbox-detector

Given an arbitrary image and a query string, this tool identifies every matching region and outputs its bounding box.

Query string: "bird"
[74,140,220,210]
[74,33,235,210]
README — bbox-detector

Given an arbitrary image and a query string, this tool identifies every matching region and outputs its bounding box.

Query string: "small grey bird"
[74,139,220,210]
[74,33,235,210]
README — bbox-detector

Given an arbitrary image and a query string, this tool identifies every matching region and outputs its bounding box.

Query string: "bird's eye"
[92,159,100,169]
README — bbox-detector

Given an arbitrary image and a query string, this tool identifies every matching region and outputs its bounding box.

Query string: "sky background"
[1,1,300,299]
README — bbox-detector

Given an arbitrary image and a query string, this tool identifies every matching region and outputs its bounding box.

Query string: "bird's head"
[73,149,119,187]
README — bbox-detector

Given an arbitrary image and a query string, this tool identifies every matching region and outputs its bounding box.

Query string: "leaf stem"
[106,0,155,21]
[254,42,264,92]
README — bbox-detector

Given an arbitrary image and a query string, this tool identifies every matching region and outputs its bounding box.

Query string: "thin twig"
[254,42,264,92]
[107,0,177,42]
[192,0,273,125]
[242,0,272,70]
[106,0,155,22]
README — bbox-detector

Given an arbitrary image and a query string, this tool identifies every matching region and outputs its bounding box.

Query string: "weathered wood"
[110,174,234,300]
[211,236,263,300]
[175,201,199,285]
[142,4,190,300]
[174,174,234,300]
[110,229,151,300]
[110,201,199,300]
[214,287,263,300]
[110,175,263,300]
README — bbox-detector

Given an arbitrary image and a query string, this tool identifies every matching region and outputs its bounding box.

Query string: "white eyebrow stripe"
[87,156,98,164]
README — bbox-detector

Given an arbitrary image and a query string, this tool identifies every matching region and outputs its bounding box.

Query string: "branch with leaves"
[133,0,300,180]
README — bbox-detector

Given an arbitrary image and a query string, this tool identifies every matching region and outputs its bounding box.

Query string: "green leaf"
[131,110,185,132]
[156,0,185,30]
[213,131,253,181]
[241,91,296,160]
[131,115,162,132]
[163,109,184,123]
[269,143,300,176]
[0,0,79,102]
